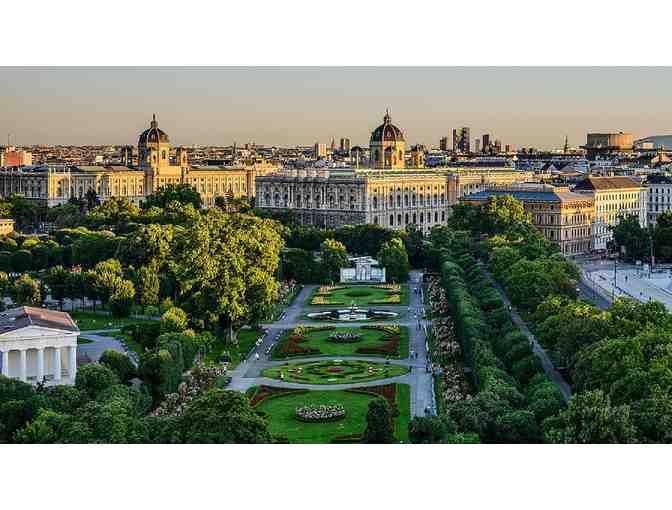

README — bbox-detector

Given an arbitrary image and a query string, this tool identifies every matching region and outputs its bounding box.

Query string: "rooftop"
[573,176,642,191]
[0,306,79,335]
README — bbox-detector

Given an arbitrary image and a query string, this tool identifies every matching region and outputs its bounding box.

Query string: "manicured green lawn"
[262,359,408,384]
[70,311,157,331]
[272,326,409,360]
[203,328,264,369]
[309,285,408,306]
[252,383,410,443]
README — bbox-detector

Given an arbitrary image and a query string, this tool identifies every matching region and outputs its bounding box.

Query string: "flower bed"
[295,404,346,423]
[346,383,399,415]
[331,433,363,444]
[327,332,363,343]
[363,325,400,335]
[249,385,309,408]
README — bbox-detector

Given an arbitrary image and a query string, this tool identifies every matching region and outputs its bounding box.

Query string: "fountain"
[306,301,398,322]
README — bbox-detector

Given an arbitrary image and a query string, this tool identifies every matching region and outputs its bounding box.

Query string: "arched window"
[420,213,424,224]
[373,196,378,209]
[161,150,166,160]
[373,216,378,225]
[397,214,402,225]
[399,150,403,160]
[389,214,394,226]
[405,213,409,224]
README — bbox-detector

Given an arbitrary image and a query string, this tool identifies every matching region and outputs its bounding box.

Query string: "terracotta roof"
[573,176,642,191]
[0,306,79,335]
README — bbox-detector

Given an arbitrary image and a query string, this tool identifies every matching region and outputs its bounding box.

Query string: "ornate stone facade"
[0,115,278,207]
[256,113,536,233]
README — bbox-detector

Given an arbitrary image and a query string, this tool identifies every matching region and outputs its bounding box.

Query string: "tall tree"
[175,210,283,341]
[362,397,395,444]
[319,238,349,284]
[377,238,411,283]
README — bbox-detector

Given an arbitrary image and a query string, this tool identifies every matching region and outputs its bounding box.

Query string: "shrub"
[362,397,395,444]
[75,363,119,399]
[99,349,136,384]
[160,306,189,333]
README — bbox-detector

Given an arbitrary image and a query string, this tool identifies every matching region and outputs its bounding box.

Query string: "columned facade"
[0,345,77,385]
[0,307,79,386]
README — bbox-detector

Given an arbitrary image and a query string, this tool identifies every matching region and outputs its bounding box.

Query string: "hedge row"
[439,248,565,443]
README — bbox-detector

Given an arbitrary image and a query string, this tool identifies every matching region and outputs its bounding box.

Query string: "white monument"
[0,306,80,386]
[340,256,386,283]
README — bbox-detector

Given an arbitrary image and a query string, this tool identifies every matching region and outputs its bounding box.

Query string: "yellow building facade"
[0,116,278,207]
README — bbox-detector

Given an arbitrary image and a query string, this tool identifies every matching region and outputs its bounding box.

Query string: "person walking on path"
[254,353,260,362]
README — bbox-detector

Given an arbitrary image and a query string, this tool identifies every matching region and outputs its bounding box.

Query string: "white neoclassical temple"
[340,256,386,283]
[0,306,80,386]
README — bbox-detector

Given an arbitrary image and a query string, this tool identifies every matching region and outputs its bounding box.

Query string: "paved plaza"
[579,259,672,310]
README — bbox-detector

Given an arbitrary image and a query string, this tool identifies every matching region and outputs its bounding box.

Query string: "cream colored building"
[573,176,646,251]
[0,307,79,386]
[462,185,595,255]
[0,218,15,235]
[256,112,535,233]
[0,115,278,207]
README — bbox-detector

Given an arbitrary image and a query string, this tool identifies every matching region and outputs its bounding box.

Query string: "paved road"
[481,267,571,403]
[228,273,436,417]
[77,329,139,366]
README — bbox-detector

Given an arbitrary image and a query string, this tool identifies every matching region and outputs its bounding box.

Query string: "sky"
[2,67,672,149]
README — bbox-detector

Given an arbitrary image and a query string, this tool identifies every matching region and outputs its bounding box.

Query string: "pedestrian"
[410,349,415,359]
[254,353,260,361]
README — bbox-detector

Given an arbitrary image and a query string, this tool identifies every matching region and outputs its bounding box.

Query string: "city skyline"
[2,67,672,148]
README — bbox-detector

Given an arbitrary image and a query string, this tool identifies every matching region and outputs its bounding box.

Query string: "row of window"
[373,210,447,228]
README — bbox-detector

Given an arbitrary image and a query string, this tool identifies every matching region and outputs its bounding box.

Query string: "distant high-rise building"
[439,136,450,151]
[340,137,351,153]
[494,139,502,153]
[452,127,470,153]
[314,143,327,158]
[330,138,336,152]
[482,134,491,153]
[474,139,481,153]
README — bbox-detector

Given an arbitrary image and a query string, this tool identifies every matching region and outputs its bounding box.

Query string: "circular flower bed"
[327,332,363,343]
[295,404,346,422]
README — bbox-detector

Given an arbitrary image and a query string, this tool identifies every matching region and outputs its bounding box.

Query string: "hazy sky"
[2,67,672,149]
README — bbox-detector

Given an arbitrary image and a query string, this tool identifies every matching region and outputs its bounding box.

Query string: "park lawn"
[70,311,157,331]
[203,328,264,369]
[272,326,409,360]
[261,359,408,384]
[254,384,411,443]
[77,337,94,344]
[309,285,409,306]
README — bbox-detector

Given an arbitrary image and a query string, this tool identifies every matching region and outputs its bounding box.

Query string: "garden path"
[227,272,436,417]
[480,266,571,402]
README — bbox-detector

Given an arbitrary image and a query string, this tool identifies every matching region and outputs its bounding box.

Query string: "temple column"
[68,345,77,381]
[37,348,44,382]
[1,350,8,377]
[19,349,27,382]
[53,348,61,382]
